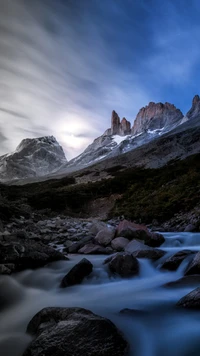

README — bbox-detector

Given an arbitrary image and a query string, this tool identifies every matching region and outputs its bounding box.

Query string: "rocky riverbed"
[1,217,200,355]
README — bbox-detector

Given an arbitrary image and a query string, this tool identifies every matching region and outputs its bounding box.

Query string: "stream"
[1,232,200,356]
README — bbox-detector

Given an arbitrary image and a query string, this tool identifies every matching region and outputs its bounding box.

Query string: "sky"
[0,0,200,159]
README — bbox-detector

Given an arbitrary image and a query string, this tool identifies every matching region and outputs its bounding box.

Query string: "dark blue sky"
[0,0,199,158]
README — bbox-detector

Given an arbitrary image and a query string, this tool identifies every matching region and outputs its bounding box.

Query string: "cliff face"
[132,102,184,135]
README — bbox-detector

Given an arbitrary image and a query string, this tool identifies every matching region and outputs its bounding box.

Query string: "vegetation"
[0,153,200,223]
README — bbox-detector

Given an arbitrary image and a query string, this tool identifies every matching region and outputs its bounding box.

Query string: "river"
[1,232,200,356]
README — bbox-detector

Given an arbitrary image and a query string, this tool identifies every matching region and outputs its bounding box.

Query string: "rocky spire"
[110,111,131,136]
[186,95,200,120]
[119,118,131,135]
[111,110,120,135]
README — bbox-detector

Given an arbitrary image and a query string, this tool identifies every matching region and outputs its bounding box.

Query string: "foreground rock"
[116,220,164,247]
[161,250,194,271]
[108,253,139,277]
[23,307,128,356]
[185,251,200,275]
[0,238,66,273]
[177,287,200,309]
[61,258,93,287]
[125,240,165,260]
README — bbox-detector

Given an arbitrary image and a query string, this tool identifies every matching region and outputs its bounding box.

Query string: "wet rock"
[161,250,194,271]
[0,263,15,275]
[67,235,93,253]
[185,251,200,275]
[164,275,200,288]
[111,237,129,251]
[184,224,197,232]
[148,233,165,247]
[0,238,66,273]
[108,253,139,277]
[94,227,116,246]
[177,287,200,309]
[60,258,93,287]
[132,248,165,260]
[125,239,165,260]
[78,243,113,255]
[23,307,128,356]
[116,220,164,247]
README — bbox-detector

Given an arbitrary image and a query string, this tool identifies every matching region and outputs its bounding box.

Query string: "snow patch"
[112,135,129,145]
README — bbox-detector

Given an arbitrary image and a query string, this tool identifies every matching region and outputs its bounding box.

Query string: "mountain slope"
[61,100,187,172]
[0,136,67,181]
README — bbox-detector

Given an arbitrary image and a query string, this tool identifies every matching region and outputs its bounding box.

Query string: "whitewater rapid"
[1,232,200,356]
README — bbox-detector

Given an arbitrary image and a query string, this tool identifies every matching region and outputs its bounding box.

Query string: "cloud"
[0,0,199,159]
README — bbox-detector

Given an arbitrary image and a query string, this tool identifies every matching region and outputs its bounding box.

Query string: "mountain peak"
[192,94,200,105]
[132,101,183,135]
[0,136,67,181]
[186,94,200,120]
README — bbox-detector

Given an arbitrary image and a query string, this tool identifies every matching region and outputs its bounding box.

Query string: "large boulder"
[94,227,116,246]
[89,221,108,235]
[116,220,164,247]
[177,287,200,309]
[23,307,128,356]
[78,243,113,255]
[60,258,93,287]
[125,239,165,260]
[108,253,139,277]
[161,250,194,271]
[0,238,66,273]
[185,251,200,275]
[111,237,129,251]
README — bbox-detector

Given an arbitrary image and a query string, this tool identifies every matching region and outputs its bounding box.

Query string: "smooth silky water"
[1,232,200,356]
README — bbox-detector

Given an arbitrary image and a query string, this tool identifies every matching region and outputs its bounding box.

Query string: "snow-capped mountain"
[0,136,67,181]
[63,99,190,170]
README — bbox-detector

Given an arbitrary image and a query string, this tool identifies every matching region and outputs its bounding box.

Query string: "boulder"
[177,287,200,309]
[23,307,128,356]
[67,235,93,253]
[125,239,148,253]
[185,251,200,275]
[0,238,66,273]
[111,237,129,251]
[89,221,107,235]
[161,250,194,271]
[109,253,139,277]
[78,243,113,255]
[132,249,165,260]
[0,263,15,275]
[164,275,200,288]
[61,258,93,287]
[184,224,197,232]
[116,220,164,247]
[125,239,165,260]
[94,227,116,246]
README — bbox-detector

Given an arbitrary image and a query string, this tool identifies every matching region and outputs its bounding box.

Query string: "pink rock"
[132,101,183,135]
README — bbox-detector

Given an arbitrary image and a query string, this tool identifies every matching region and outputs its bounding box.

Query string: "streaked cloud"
[0,0,199,159]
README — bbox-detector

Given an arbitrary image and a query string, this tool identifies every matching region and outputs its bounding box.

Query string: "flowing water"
[1,232,200,356]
